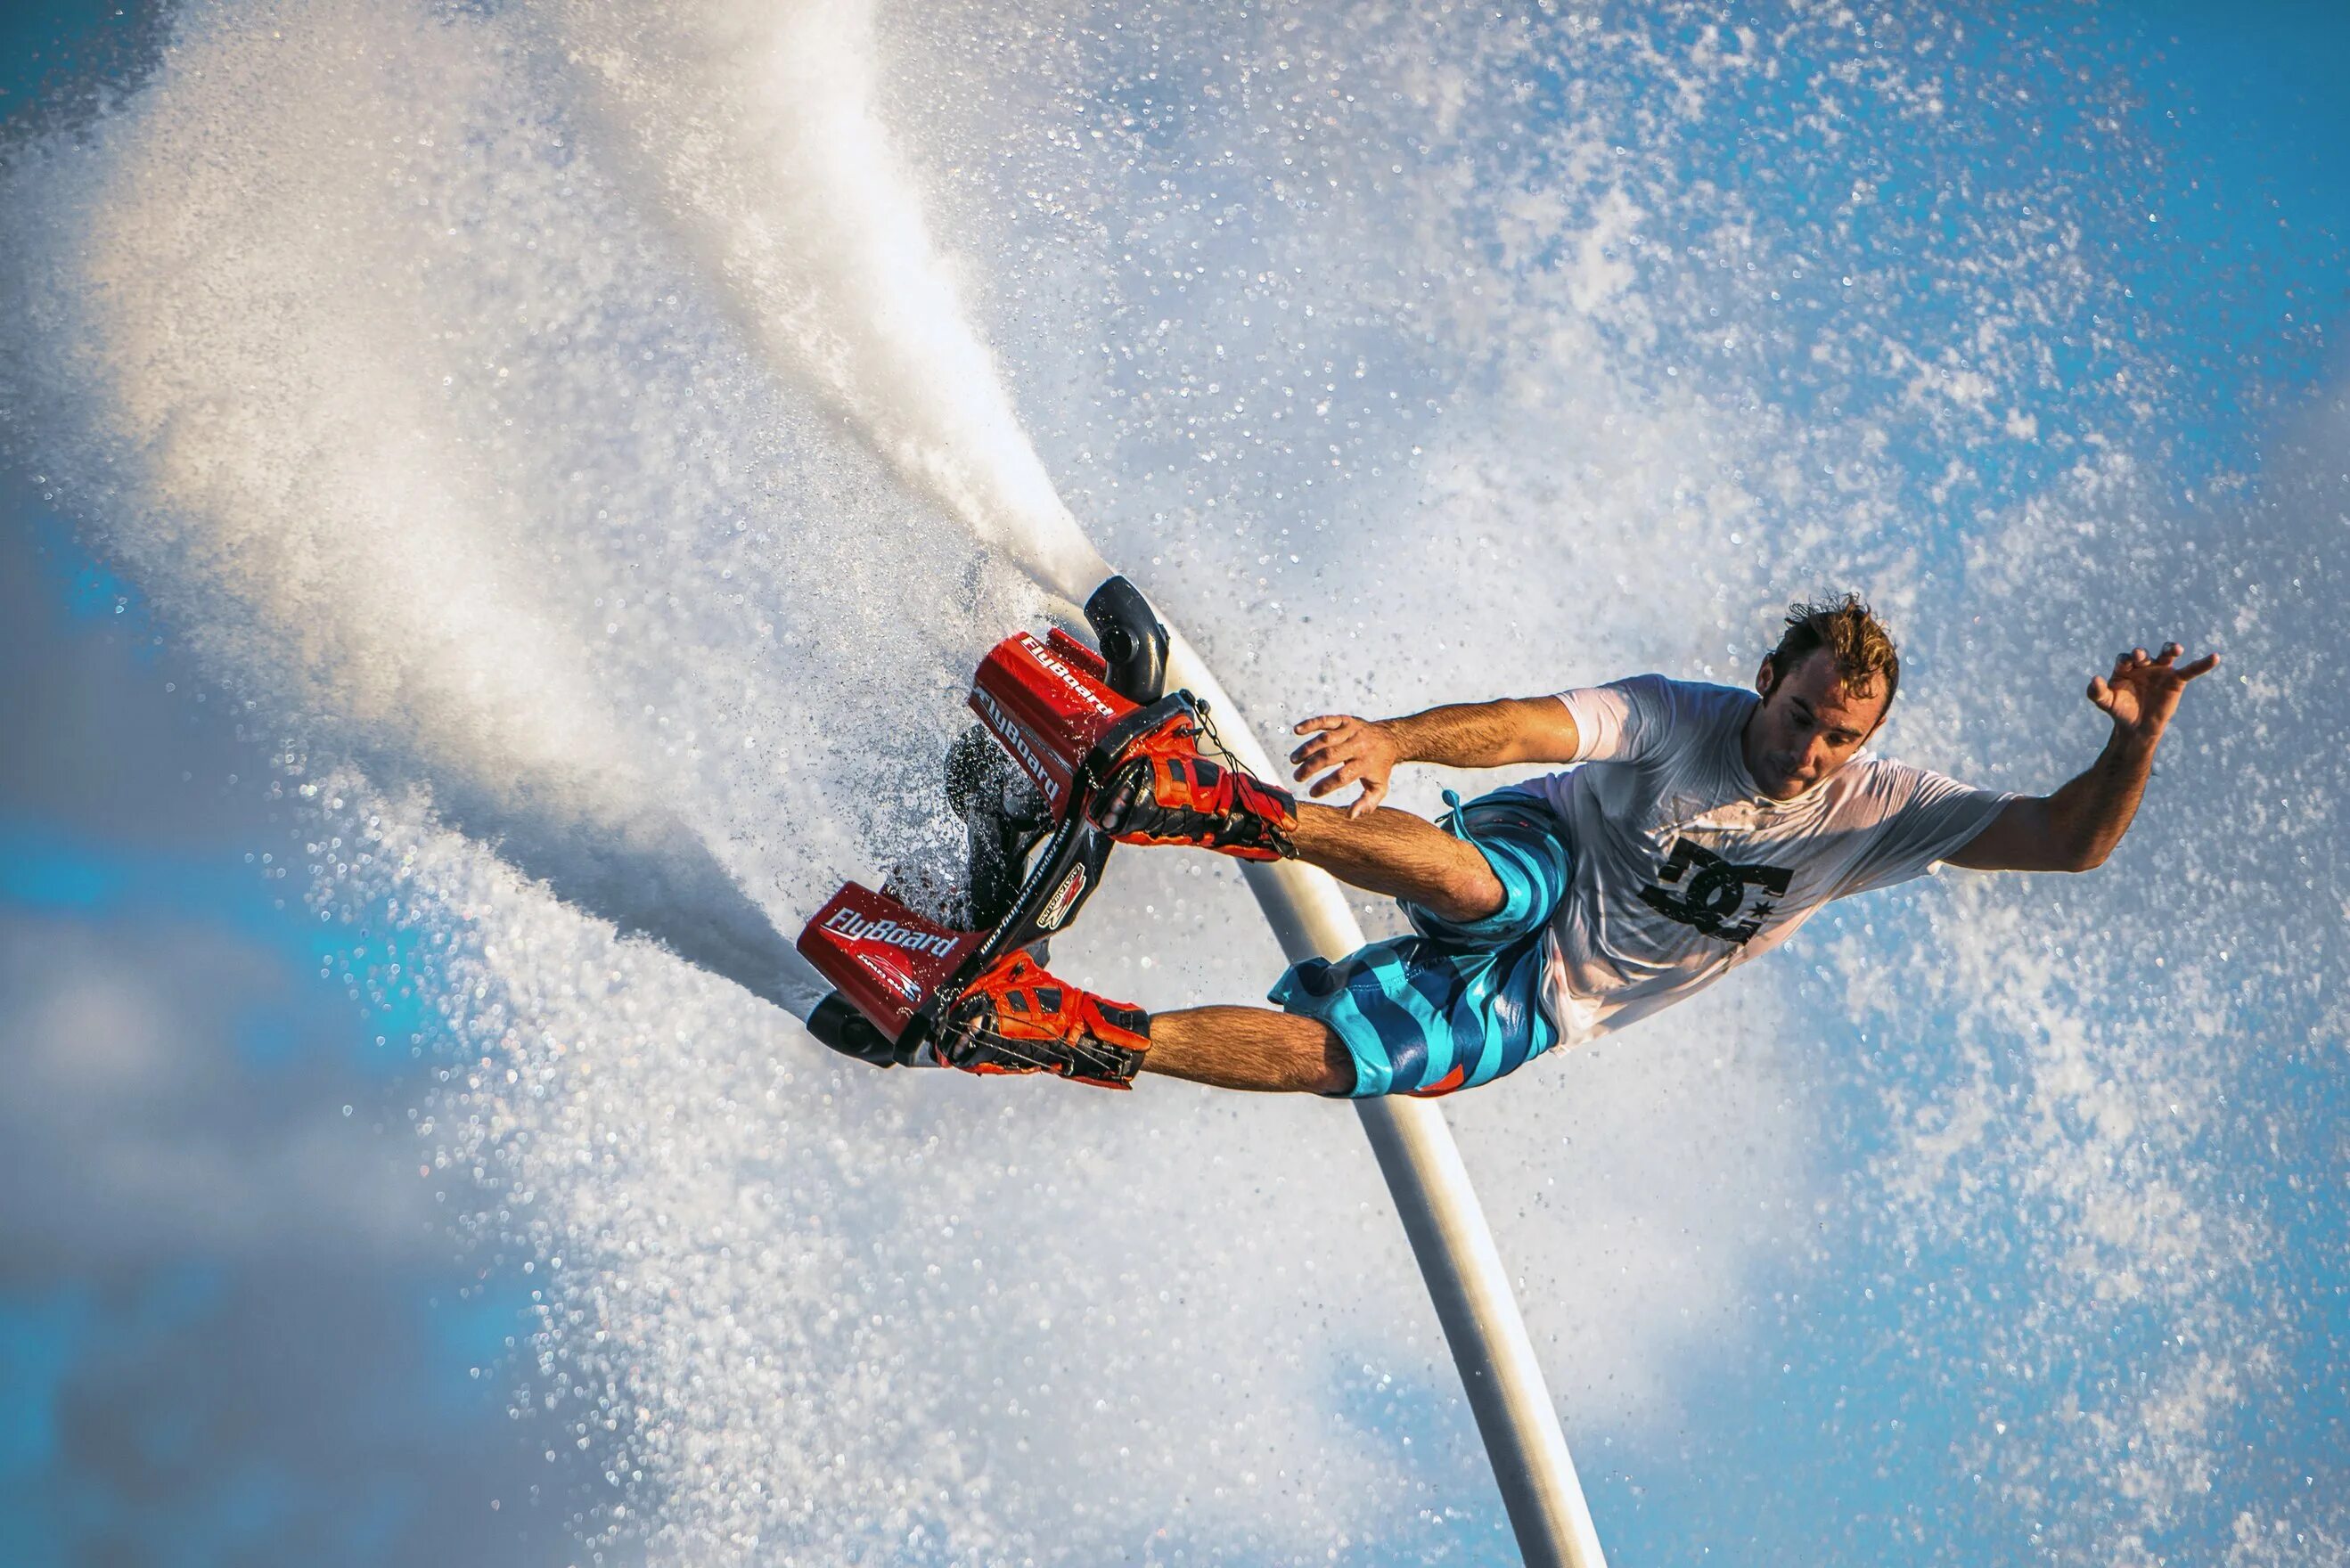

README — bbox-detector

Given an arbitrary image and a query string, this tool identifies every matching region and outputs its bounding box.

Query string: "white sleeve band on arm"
[1553,685,1634,764]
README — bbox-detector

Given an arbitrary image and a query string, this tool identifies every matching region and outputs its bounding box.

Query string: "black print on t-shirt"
[1637,837,1795,945]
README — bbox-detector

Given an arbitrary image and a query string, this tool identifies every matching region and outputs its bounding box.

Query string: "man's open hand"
[1290,715,1401,819]
[2089,641,2220,747]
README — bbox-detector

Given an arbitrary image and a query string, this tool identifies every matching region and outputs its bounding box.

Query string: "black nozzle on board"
[1083,576,1170,704]
[807,990,905,1067]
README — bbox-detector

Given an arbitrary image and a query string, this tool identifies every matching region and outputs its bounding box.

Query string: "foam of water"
[4,2,2342,1564]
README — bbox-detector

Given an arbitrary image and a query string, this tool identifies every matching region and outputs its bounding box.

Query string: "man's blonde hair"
[1766,593,1900,710]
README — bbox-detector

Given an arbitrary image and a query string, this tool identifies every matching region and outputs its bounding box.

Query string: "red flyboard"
[796,883,989,1043]
[966,627,1135,813]
[795,577,1172,1071]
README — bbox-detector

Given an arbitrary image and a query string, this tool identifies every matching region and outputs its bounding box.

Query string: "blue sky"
[4,3,2346,1565]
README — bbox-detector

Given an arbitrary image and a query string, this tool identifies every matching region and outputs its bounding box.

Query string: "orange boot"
[937,951,1152,1090]
[1085,704,1298,862]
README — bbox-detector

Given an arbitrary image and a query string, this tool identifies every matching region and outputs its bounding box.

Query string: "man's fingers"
[1291,715,1399,803]
[1347,779,1388,820]
[1294,743,1368,783]
[2087,674,2113,707]
[2178,652,2221,680]
[1307,761,1362,799]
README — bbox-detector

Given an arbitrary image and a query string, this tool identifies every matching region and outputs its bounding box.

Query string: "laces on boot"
[939,953,1151,1090]
[1087,705,1298,862]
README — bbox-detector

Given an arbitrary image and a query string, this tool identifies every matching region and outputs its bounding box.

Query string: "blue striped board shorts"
[1269,788,1569,1098]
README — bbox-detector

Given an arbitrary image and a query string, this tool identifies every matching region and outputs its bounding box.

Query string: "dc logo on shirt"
[1638,837,1794,945]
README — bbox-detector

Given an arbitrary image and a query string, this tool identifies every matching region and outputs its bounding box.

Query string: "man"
[933,595,2217,1097]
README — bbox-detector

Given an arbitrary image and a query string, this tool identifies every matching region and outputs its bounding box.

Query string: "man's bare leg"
[1289,802,1504,923]
[1118,803,1499,1094]
[1143,1006,1355,1094]
[1042,778,1492,1093]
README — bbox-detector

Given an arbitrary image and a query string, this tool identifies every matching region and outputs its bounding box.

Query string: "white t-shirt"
[1518,674,2012,1046]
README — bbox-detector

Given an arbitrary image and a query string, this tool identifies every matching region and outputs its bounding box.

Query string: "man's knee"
[1289,1015,1358,1095]
[1439,862,1508,924]
[1316,1026,1358,1096]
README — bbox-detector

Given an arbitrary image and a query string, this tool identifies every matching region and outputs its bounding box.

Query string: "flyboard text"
[970,686,1064,806]
[822,906,961,959]
[1018,633,1119,720]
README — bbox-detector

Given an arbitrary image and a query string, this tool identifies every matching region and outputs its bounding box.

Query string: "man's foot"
[1087,705,1298,862]
[937,951,1152,1089]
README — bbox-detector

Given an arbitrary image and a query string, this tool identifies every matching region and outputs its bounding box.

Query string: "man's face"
[1743,649,1889,799]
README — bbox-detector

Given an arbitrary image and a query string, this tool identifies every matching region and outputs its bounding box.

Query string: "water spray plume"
[536,0,1111,600]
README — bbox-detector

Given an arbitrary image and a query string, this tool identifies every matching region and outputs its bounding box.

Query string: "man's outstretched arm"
[1945,641,2219,873]
[1287,697,1582,818]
